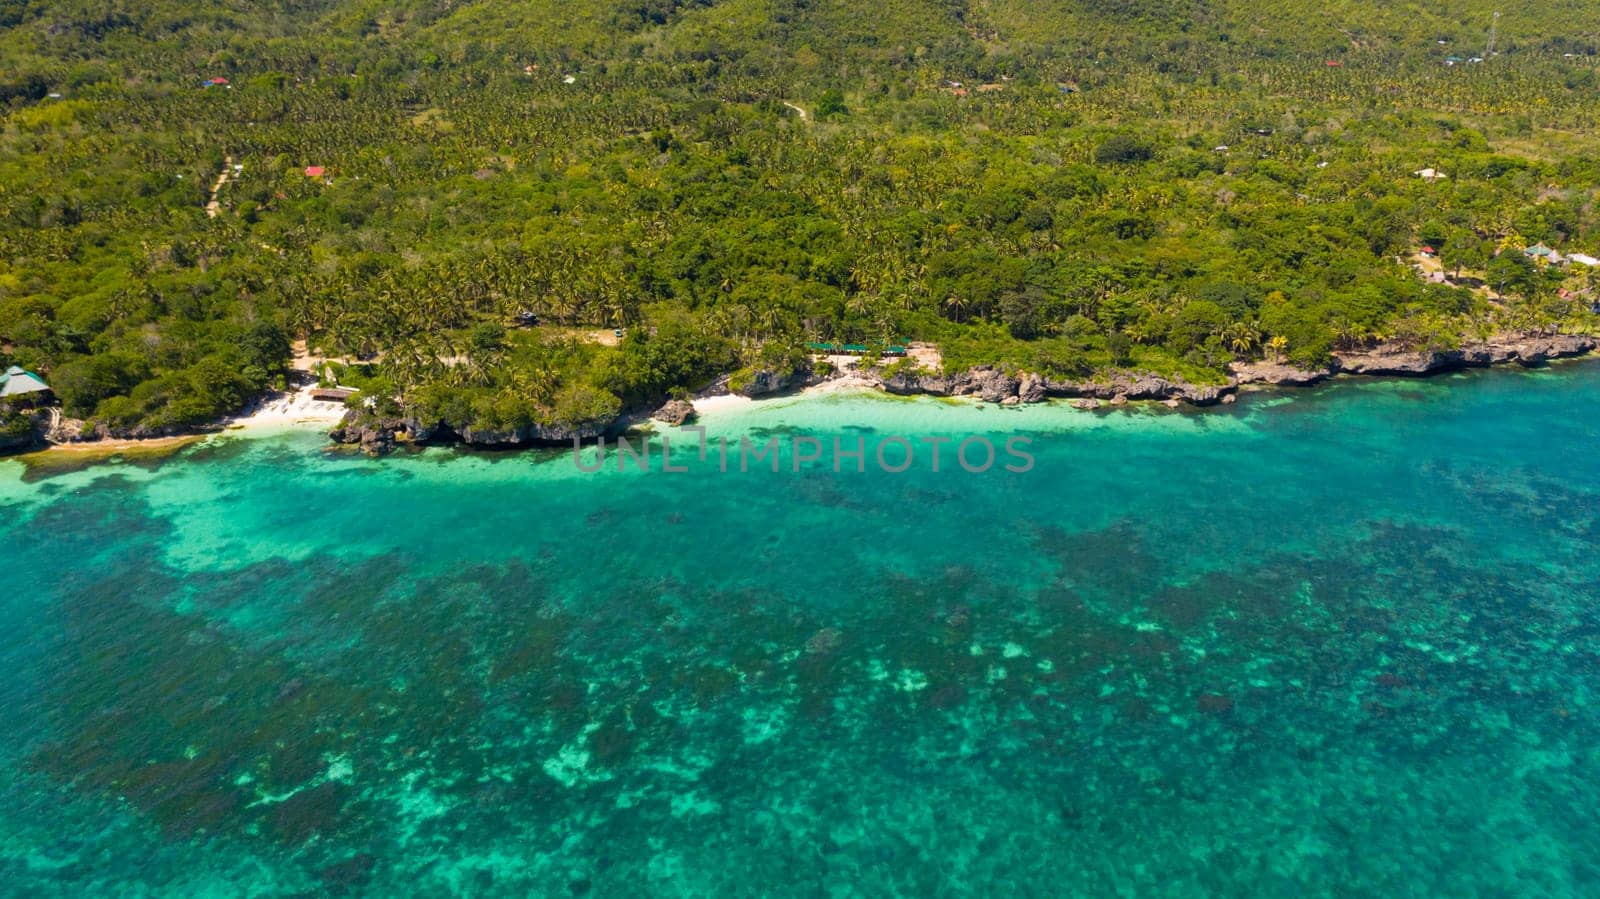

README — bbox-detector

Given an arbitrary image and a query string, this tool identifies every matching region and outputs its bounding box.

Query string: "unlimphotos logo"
[573,427,1034,474]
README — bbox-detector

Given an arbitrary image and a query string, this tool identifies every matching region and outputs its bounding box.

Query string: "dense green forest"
[2,0,1599,438]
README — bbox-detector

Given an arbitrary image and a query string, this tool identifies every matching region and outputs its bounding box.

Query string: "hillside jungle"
[2,0,1599,441]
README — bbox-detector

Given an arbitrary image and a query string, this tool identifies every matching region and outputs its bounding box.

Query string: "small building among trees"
[0,366,51,406]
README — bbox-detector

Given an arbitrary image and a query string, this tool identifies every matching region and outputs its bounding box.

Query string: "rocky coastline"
[872,366,1230,408]
[0,410,49,454]
[328,416,611,457]
[326,332,1598,455]
[1232,333,1596,385]
[0,411,206,454]
[1329,333,1596,377]
[381,333,1596,453]
[7,333,1593,460]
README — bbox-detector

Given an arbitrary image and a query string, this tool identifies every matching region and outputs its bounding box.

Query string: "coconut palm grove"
[2,0,1600,440]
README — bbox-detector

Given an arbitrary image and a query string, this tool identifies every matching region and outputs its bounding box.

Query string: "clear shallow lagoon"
[4,365,1600,896]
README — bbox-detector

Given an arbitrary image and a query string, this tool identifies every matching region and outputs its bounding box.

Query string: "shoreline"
[29,433,210,456]
[221,384,351,431]
[685,332,1600,418]
[685,338,1600,424]
[8,333,1597,462]
[13,384,351,460]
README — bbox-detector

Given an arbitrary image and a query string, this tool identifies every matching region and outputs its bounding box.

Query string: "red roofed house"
[1325,60,1343,67]
[1420,246,1437,257]
[304,166,326,178]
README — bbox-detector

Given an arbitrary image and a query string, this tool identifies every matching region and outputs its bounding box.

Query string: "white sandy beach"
[224,384,351,431]
[805,374,882,394]
[689,375,885,418]
[690,393,756,415]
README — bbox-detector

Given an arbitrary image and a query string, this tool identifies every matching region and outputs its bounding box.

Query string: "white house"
[1569,253,1599,267]
[0,366,51,400]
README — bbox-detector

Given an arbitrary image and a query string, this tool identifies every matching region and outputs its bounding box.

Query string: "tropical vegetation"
[2,0,1599,438]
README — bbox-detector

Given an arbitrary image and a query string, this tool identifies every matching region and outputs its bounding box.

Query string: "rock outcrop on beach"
[329,415,431,456]
[1018,373,1047,404]
[734,367,809,398]
[330,412,613,456]
[654,398,696,426]
[456,420,609,447]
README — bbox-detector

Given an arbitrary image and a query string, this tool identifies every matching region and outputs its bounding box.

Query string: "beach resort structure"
[808,342,908,357]
[0,366,51,404]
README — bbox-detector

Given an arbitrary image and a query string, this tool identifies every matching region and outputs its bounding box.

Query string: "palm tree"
[549,296,577,326]
[1330,317,1360,351]
[1223,321,1261,356]
[602,296,628,328]
[1266,335,1288,363]
[758,305,786,340]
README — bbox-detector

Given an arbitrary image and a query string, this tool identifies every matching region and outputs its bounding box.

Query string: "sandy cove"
[686,372,886,418]
[223,384,352,430]
[21,384,350,460]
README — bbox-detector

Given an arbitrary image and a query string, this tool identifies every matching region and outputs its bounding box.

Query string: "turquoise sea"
[4,365,1600,896]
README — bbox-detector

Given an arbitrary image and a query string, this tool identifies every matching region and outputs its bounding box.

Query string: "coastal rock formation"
[1121,374,1228,405]
[330,415,433,456]
[1226,334,1597,388]
[0,412,43,453]
[1043,372,1233,406]
[1503,334,1598,363]
[1018,373,1047,404]
[654,399,696,426]
[332,412,612,456]
[736,367,808,398]
[457,420,608,447]
[3,410,223,454]
[881,366,1013,402]
[1334,334,1597,377]
[318,330,1600,457]
[1334,349,1451,376]
[76,419,206,442]
[970,367,1017,404]
[870,366,1234,406]
[52,417,89,442]
[881,370,946,396]
[1229,360,1334,386]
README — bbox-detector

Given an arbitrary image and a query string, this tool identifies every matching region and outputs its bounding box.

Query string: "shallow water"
[4,366,1600,896]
